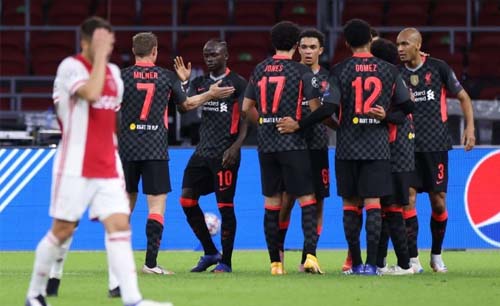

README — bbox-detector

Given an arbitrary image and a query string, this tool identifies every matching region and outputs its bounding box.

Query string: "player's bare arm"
[178,80,235,112]
[456,89,476,151]
[173,56,192,82]
[222,118,248,168]
[241,97,259,125]
[76,29,114,103]
[366,105,386,121]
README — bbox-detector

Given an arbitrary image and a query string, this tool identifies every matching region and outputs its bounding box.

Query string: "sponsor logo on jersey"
[465,150,500,247]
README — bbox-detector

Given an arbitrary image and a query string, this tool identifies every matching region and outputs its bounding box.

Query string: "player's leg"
[258,152,285,275]
[360,160,392,275]
[283,151,321,274]
[336,159,363,273]
[141,160,172,274]
[278,192,295,267]
[406,152,423,272]
[376,209,389,271]
[46,221,79,296]
[427,151,449,272]
[181,155,220,272]
[212,158,240,272]
[26,175,85,305]
[96,177,172,306]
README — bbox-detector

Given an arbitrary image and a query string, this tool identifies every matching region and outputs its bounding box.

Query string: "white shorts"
[49,175,130,222]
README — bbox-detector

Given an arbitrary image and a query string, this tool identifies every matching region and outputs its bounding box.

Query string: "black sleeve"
[170,76,188,105]
[298,103,338,130]
[437,59,463,96]
[385,110,407,125]
[392,72,411,105]
[244,76,257,100]
[234,75,248,107]
[322,69,342,106]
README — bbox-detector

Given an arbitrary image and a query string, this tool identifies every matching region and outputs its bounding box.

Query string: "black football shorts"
[309,149,330,199]
[381,171,412,206]
[335,158,392,198]
[182,154,240,203]
[258,150,314,197]
[122,160,171,195]
[410,151,448,193]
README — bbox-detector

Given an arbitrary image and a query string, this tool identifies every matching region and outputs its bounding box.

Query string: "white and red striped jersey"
[52,54,124,178]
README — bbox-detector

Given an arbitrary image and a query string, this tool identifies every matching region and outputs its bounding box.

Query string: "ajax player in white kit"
[25,16,172,306]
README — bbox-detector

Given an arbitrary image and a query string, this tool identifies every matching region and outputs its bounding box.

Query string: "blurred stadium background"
[0,0,499,146]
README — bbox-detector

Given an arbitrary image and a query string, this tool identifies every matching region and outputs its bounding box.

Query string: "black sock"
[386,209,410,269]
[343,207,362,266]
[264,208,280,263]
[218,205,236,267]
[404,209,419,258]
[145,215,164,268]
[278,220,290,253]
[301,202,318,259]
[181,198,218,255]
[376,212,389,268]
[431,211,448,255]
[365,205,382,266]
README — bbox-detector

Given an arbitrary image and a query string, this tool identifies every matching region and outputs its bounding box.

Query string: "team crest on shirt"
[425,72,432,85]
[410,74,419,86]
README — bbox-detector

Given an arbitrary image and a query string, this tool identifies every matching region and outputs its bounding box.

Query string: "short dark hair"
[80,16,112,41]
[204,38,228,51]
[370,38,398,65]
[370,27,379,39]
[271,21,301,51]
[343,18,371,48]
[133,32,158,57]
[299,28,325,47]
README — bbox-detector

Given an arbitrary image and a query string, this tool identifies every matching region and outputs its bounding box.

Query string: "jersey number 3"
[136,83,156,120]
[351,76,382,114]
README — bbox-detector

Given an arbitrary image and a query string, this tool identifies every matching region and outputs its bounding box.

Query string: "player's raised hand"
[208,80,235,99]
[366,105,386,120]
[276,117,299,133]
[173,56,192,82]
[91,28,114,59]
[462,126,476,151]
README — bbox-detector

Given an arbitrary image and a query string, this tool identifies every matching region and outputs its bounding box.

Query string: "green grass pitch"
[1,250,499,306]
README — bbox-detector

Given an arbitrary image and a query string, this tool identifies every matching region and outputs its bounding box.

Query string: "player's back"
[331,53,401,160]
[119,63,177,161]
[250,55,314,153]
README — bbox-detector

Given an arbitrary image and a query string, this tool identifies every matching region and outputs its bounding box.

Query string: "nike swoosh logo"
[436,180,444,185]
[219,186,230,191]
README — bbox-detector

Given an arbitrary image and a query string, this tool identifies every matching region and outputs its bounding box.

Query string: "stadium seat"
[1,0,44,25]
[477,0,500,26]
[29,31,76,75]
[231,61,258,80]
[233,1,277,25]
[19,86,53,111]
[185,0,228,25]
[342,1,384,26]
[141,0,175,25]
[472,33,500,50]
[385,2,429,26]
[280,1,317,26]
[0,31,27,75]
[0,85,12,110]
[332,38,351,64]
[467,51,500,79]
[426,32,467,52]
[227,31,271,59]
[478,86,500,100]
[47,0,91,25]
[95,0,138,25]
[430,0,467,25]
[114,31,136,57]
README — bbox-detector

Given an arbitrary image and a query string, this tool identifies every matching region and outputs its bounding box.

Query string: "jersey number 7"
[351,76,382,114]
[136,83,156,120]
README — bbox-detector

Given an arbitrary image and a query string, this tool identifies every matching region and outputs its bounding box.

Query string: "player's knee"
[181,188,195,199]
[430,192,446,213]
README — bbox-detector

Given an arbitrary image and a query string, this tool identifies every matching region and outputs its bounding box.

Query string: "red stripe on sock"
[299,199,316,207]
[383,207,403,213]
[343,206,360,213]
[317,225,323,235]
[403,208,417,219]
[217,202,234,208]
[180,197,198,207]
[432,211,448,222]
[279,220,290,229]
[365,203,381,210]
[148,213,164,225]
[265,204,281,211]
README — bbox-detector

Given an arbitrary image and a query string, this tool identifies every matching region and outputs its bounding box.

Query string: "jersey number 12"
[351,76,382,114]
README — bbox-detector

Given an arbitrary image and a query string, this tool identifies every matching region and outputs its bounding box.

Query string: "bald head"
[396,28,422,65]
